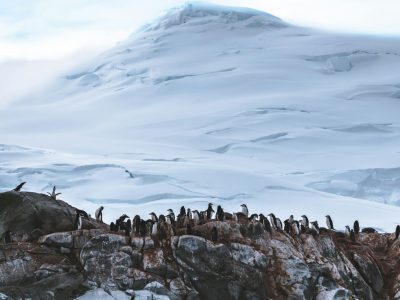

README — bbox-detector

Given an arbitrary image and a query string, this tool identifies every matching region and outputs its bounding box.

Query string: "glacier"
[1,2,400,231]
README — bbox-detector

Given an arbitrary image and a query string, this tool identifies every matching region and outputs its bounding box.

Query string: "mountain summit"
[140,2,285,31]
[1,4,400,230]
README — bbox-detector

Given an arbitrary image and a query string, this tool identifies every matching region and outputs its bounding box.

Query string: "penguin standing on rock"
[325,215,334,230]
[95,206,104,222]
[13,182,26,192]
[47,186,61,200]
[139,219,147,237]
[344,226,351,238]
[75,210,83,230]
[76,209,89,219]
[395,225,400,240]
[268,213,278,229]
[276,218,283,230]
[284,220,291,234]
[192,210,200,225]
[150,212,158,222]
[167,209,175,222]
[259,214,272,233]
[248,214,258,222]
[311,221,320,235]
[110,222,117,232]
[301,215,309,229]
[133,215,141,236]
[216,205,224,221]
[206,203,214,220]
[353,220,360,235]
[292,220,300,235]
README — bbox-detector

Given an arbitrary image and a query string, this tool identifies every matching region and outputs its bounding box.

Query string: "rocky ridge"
[0,191,400,299]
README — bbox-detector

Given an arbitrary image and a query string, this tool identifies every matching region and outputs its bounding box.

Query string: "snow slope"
[1,2,400,231]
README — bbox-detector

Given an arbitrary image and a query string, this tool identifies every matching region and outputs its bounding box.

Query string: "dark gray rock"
[0,191,104,241]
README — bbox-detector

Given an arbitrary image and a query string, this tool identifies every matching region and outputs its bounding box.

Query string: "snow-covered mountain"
[1,2,400,231]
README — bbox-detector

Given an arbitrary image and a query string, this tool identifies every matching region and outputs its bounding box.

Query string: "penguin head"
[301,215,307,218]
[267,213,275,217]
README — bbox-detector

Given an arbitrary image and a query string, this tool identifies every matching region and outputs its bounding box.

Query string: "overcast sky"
[1,0,400,61]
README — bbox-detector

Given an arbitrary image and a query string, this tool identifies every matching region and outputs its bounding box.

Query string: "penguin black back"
[13,182,26,192]
[353,220,360,235]
[110,222,117,232]
[76,209,89,219]
[216,205,224,221]
[395,225,400,240]
[139,219,147,237]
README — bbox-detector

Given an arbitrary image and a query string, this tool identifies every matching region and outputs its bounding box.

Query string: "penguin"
[150,220,158,235]
[216,205,224,221]
[344,226,351,238]
[301,215,309,229]
[259,214,272,233]
[75,211,83,230]
[187,208,192,221]
[310,221,320,235]
[192,210,200,225]
[158,221,168,246]
[125,219,132,236]
[76,209,89,219]
[4,230,11,244]
[95,206,104,222]
[145,219,153,236]
[110,222,117,232]
[248,214,259,222]
[284,220,291,234]
[276,218,283,230]
[291,220,300,235]
[288,215,294,224]
[396,225,400,240]
[116,214,129,231]
[353,220,360,235]
[167,209,175,221]
[211,227,218,243]
[47,186,61,200]
[268,213,278,228]
[139,219,147,237]
[206,203,214,220]
[149,212,158,222]
[325,215,334,230]
[150,221,159,246]
[179,206,186,217]
[13,182,26,192]
[241,204,249,217]
[167,214,176,228]
[134,215,141,236]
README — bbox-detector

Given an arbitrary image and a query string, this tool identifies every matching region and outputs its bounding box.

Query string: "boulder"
[38,232,73,248]
[0,191,105,241]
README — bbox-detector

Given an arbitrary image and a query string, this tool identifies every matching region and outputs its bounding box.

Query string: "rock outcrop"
[0,191,105,242]
[1,192,400,299]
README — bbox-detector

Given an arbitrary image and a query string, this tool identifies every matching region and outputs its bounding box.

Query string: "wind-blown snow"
[1,3,400,231]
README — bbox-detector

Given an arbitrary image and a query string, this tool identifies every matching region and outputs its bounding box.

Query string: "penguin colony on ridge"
[4,182,400,244]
